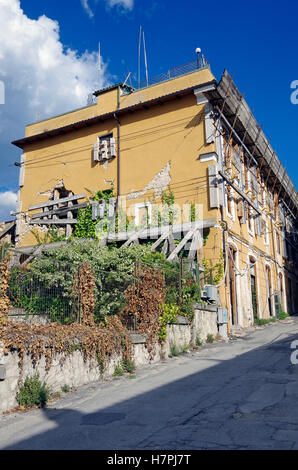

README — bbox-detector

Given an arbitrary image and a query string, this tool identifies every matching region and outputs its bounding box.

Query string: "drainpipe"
[270,215,279,316]
[114,112,121,206]
[220,205,231,334]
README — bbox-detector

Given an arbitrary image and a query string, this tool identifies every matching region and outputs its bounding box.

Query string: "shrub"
[113,362,124,377]
[196,336,202,347]
[169,343,180,357]
[29,240,156,322]
[276,303,289,320]
[206,334,214,343]
[16,374,50,408]
[122,359,135,374]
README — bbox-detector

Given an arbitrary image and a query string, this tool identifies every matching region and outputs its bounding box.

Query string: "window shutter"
[93,142,99,162]
[204,102,215,144]
[19,154,26,187]
[109,137,116,158]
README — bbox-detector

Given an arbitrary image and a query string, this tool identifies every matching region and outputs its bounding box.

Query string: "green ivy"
[158,303,180,343]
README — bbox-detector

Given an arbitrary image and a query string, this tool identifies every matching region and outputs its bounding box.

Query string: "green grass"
[169,343,180,357]
[113,362,124,377]
[206,334,214,344]
[254,317,276,326]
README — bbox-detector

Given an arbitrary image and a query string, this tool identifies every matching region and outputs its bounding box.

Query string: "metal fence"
[122,258,203,331]
[137,58,209,90]
[7,269,80,325]
[4,258,203,328]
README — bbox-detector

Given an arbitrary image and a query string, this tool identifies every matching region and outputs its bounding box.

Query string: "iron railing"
[136,57,209,90]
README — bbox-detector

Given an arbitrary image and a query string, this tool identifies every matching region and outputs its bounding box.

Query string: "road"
[0,317,298,450]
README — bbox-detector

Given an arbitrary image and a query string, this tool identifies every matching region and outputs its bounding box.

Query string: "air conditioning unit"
[201,284,218,303]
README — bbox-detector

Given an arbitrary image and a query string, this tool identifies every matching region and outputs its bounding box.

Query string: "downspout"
[115,85,121,201]
[220,205,230,334]
[114,111,121,207]
[270,213,279,316]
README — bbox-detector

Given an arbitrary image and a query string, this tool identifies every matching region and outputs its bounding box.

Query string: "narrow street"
[1,318,298,450]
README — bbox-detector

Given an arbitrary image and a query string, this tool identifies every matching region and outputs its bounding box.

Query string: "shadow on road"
[3,330,298,450]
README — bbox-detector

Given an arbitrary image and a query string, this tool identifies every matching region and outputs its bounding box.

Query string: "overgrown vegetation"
[31,226,66,245]
[206,334,214,343]
[276,302,289,320]
[16,374,51,409]
[202,251,224,286]
[158,303,179,343]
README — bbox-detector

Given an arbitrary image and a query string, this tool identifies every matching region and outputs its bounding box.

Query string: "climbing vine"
[158,303,179,343]
[73,187,115,239]
[202,250,224,285]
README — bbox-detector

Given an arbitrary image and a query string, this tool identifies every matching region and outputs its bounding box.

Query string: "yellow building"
[11,55,298,327]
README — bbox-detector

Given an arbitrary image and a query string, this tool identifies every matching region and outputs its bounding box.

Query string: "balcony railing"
[135,56,209,90]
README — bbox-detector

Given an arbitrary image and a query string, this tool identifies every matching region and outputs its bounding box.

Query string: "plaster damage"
[128,161,171,201]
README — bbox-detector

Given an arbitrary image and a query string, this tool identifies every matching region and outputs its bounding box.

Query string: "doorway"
[228,246,237,325]
[250,258,258,321]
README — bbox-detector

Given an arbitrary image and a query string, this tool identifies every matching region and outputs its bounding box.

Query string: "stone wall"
[7,309,51,326]
[0,304,220,413]
[192,304,219,342]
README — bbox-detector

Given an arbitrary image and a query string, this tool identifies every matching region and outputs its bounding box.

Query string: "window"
[276,230,281,255]
[226,184,234,218]
[247,207,254,235]
[94,133,116,162]
[264,220,269,245]
[135,202,152,227]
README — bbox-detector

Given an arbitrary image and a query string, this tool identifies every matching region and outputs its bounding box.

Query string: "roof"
[93,83,133,97]
[12,80,217,149]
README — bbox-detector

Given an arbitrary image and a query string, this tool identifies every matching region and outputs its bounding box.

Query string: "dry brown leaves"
[73,263,96,326]
[122,264,166,358]
[0,261,11,320]
[0,315,132,376]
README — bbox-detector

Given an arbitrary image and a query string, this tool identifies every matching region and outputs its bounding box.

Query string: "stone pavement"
[0,317,298,450]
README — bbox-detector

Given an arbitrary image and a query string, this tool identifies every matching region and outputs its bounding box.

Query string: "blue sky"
[0,0,297,220]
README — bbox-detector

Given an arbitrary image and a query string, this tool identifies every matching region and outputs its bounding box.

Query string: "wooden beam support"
[28,193,85,211]
[167,229,195,262]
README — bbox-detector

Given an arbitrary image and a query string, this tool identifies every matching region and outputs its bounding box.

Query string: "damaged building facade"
[11,54,298,327]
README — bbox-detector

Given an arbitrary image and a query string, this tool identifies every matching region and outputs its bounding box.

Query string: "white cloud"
[0,191,17,221]
[80,0,94,18]
[106,0,134,11]
[0,0,109,188]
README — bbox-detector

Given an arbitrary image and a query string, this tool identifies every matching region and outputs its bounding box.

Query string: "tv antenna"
[138,26,149,88]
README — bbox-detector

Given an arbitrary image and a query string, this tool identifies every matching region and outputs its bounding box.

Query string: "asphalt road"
[0,317,298,450]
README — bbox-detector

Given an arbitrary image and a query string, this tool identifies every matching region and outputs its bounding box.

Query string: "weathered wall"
[192,304,218,342]
[0,305,219,413]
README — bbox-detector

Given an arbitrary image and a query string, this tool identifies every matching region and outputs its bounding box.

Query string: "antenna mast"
[138,26,142,89]
[98,42,101,88]
[143,31,149,87]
